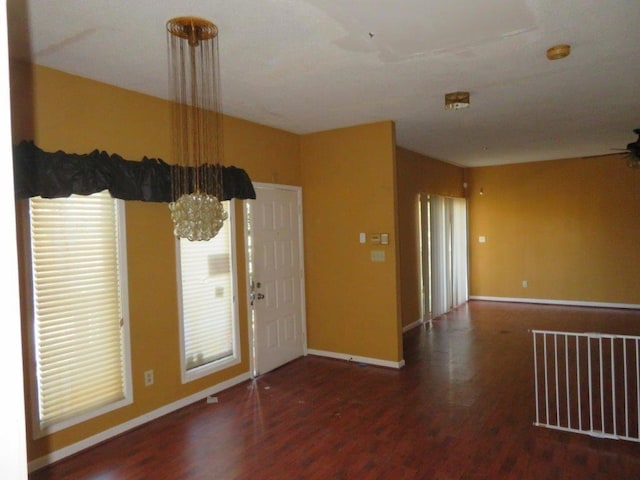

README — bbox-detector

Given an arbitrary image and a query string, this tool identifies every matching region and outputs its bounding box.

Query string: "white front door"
[246,184,306,376]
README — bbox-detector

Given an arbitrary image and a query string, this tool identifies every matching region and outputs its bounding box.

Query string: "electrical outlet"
[144,369,154,386]
[522,280,528,288]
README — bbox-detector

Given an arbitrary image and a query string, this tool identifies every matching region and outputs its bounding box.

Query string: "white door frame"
[244,182,307,377]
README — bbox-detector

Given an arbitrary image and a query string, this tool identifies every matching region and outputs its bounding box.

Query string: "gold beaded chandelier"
[166,16,227,241]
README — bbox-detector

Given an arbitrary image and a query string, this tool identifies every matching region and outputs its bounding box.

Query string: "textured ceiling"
[7,0,640,167]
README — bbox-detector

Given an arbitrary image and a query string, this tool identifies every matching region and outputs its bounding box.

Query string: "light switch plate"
[371,250,385,262]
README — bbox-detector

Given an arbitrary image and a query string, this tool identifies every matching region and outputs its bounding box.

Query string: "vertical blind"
[424,194,469,319]
[451,197,469,307]
[429,195,451,318]
[419,195,430,321]
[30,190,128,430]
[178,202,234,371]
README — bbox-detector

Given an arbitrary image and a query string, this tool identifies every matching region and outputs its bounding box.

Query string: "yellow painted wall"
[12,64,301,460]
[395,147,465,327]
[223,115,301,186]
[300,121,402,363]
[15,61,638,466]
[468,156,640,303]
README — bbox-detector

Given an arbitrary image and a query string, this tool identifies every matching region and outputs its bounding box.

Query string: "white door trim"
[244,182,307,377]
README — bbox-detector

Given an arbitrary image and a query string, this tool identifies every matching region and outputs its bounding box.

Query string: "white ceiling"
[7,0,640,167]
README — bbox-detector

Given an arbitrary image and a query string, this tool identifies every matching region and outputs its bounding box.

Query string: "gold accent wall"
[301,122,403,363]
[468,156,640,303]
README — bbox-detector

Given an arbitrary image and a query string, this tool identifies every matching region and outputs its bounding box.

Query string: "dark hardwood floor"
[30,300,640,479]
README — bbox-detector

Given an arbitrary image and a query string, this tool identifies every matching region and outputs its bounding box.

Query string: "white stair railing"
[531,329,640,442]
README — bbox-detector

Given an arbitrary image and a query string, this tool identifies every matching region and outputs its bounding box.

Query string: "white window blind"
[29,190,131,434]
[177,201,239,381]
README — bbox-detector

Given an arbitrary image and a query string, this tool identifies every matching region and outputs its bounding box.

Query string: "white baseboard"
[307,348,405,369]
[402,319,426,332]
[470,296,640,310]
[28,371,252,473]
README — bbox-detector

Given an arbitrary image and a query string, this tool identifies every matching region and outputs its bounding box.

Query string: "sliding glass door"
[419,194,469,320]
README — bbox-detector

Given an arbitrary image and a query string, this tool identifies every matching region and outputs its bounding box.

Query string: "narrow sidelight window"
[176,200,240,382]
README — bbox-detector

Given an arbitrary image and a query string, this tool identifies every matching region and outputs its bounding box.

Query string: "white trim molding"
[402,319,426,332]
[307,349,405,369]
[470,296,640,310]
[28,372,252,473]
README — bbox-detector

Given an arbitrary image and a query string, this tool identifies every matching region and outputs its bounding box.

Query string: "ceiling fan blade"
[581,152,623,159]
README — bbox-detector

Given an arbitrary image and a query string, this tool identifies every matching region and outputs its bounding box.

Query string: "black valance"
[13,141,256,202]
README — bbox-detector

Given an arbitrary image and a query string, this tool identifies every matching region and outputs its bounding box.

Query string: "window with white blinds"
[29,190,132,436]
[177,201,239,383]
